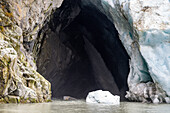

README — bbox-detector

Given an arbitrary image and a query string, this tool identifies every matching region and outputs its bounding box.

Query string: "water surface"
[0,100,170,113]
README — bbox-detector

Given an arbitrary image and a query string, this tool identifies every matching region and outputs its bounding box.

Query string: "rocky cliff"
[0,0,170,103]
[0,0,63,103]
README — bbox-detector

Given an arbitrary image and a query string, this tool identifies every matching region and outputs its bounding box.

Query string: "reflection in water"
[0,100,170,113]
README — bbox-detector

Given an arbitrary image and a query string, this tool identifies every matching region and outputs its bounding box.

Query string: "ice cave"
[0,0,170,105]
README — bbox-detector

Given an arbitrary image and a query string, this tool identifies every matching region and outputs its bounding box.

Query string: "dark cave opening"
[36,1,130,101]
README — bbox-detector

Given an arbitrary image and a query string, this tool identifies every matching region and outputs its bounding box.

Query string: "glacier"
[81,0,170,103]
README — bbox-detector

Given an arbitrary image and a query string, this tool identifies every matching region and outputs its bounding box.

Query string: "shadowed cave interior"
[36,1,130,101]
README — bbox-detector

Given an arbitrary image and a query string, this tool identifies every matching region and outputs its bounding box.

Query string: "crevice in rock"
[35,0,130,100]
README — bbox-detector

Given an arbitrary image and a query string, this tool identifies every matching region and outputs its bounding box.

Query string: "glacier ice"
[82,0,170,103]
[86,90,120,105]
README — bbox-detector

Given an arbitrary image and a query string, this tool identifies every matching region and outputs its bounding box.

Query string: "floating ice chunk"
[86,90,120,105]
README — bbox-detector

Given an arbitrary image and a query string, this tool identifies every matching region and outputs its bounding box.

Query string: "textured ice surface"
[140,30,170,96]
[86,90,120,105]
[82,0,170,103]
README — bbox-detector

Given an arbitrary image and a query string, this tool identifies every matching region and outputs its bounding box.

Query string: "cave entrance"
[36,2,130,100]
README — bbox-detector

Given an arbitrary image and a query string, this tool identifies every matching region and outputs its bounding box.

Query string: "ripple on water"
[0,100,170,113]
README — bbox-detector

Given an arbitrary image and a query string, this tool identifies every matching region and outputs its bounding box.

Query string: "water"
[0,100,170,113]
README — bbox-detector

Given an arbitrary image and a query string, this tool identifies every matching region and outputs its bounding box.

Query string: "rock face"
[0,0,63,103]
[5,0,63,50]
[86,90,120,105]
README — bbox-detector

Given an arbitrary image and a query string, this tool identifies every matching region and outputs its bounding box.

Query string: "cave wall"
[76,6,130,99]
[35,0,130,100]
